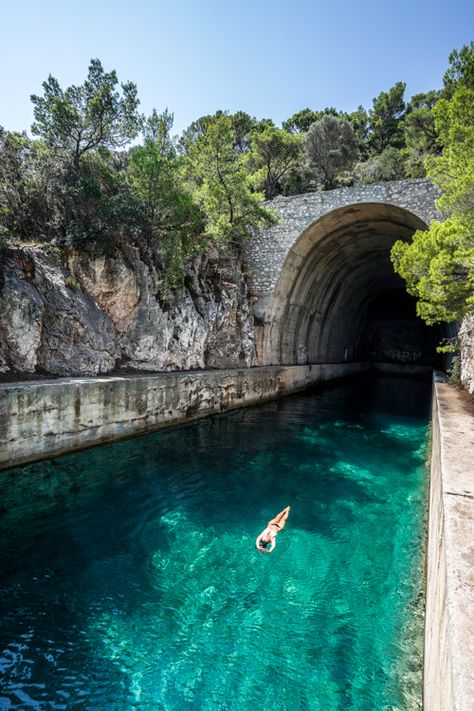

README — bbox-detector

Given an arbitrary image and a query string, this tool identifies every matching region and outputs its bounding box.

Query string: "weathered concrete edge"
[0,363,369,470]
[425,373,474,711]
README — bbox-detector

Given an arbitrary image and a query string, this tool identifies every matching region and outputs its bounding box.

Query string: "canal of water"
[0,374,431,710]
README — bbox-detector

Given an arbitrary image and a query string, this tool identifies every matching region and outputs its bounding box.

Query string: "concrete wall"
[0,363,368,470]
[425,374,474,710]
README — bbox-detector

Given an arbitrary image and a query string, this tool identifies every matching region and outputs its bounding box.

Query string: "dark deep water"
[0,374,431,710]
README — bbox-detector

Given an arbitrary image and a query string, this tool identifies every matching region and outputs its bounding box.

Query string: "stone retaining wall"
[0,363,368,470]
[425,374,474,710]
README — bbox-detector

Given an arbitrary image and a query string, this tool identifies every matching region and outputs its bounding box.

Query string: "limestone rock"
[0,244,256,377]
[0,264,44,373]
[460,315,474,394]
[0,249,118,376]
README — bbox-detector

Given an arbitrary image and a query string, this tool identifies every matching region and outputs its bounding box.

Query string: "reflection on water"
[0,374,430,710]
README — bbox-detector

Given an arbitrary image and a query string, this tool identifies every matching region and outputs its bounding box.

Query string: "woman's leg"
[269,506,290,529]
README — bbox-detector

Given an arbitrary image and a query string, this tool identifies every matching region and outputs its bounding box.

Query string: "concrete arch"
[259,202,429,364]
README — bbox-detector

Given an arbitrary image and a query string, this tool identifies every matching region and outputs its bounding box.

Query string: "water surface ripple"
[0,374,430,710]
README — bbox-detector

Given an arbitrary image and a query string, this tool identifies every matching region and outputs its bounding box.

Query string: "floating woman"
[256,506,291,553]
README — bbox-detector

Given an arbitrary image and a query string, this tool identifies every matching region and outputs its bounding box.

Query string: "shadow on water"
[0,373,431,709]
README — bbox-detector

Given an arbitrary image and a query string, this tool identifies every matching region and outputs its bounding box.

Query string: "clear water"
[0,374,430,710]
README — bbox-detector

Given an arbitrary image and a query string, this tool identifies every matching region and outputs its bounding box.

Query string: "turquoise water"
[0,375,430,710]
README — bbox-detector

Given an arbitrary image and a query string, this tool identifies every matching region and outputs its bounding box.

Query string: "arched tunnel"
[258,203,441,367]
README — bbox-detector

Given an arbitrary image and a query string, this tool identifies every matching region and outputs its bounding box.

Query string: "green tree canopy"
[391,216,474,323]
[283,107,339,134]
[128,111,202,241]
[355,146,405,184]
[245,126,302,199]
[31,59,141,166]
[184,115,276,242]
[391,87,474,323]
[345,106,370,159]
[369,82,406,152]
[303,115,357,189]
[443,42,474,97]
[0,129,58,240]
[427,88,474,217]
[402,91,441,177]
[142,108,176,158]
[178,111,264,156]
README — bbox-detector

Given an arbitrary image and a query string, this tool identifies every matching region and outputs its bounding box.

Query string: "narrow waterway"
[0,374,431,710]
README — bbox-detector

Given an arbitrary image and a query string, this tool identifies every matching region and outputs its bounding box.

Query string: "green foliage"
[178,110,265,157]
[402,91,441,177]
[447,355,462,385]
[443,42,474,96]
[184,115,276,243]
[64,275,81,290]
[31,59,141,166]
[369,82,406,152]
[0,128,68,241]
[303,115,357,189]
[282,107,339,134]
[391,84,474,326]
[437,336,459,354]
[177,113,218,155]
[245,126,302,199]
[355,147,406,184]
[42,243,62,262]
[426,88,474,218]
[143,108,176,157]
[62,151,144,250]
[346,106,370,159]
[391,88,474,325]
[230,111,261,153]
[391,216,474,323]
[128,112,204,287]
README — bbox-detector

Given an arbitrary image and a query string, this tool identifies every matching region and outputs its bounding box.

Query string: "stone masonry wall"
[243,179,441,300]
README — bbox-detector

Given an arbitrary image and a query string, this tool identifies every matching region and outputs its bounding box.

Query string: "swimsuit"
[270,522,282,530]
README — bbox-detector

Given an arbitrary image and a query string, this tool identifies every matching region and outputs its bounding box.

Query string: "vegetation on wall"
[0,45,473,305]
[391,46,474,325]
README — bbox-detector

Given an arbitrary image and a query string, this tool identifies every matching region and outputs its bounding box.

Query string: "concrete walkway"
[425,375,474,710]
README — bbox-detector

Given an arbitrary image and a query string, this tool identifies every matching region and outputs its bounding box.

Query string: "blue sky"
[1,0,473,136]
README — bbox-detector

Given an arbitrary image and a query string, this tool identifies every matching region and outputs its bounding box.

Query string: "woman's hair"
[259,538,270,548]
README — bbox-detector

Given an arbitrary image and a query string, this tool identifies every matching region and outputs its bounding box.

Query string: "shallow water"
[0,374,431,710]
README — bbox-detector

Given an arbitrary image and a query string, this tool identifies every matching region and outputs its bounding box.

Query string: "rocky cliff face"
[2,244,473,393]
[459,316,474,394]
[0,245,257,377]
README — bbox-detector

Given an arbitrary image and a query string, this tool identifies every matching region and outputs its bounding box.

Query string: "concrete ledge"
[0,363,369,470]
[425,374,474,710]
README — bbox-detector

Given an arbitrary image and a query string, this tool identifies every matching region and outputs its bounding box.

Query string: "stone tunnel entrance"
[255,202,440,367]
